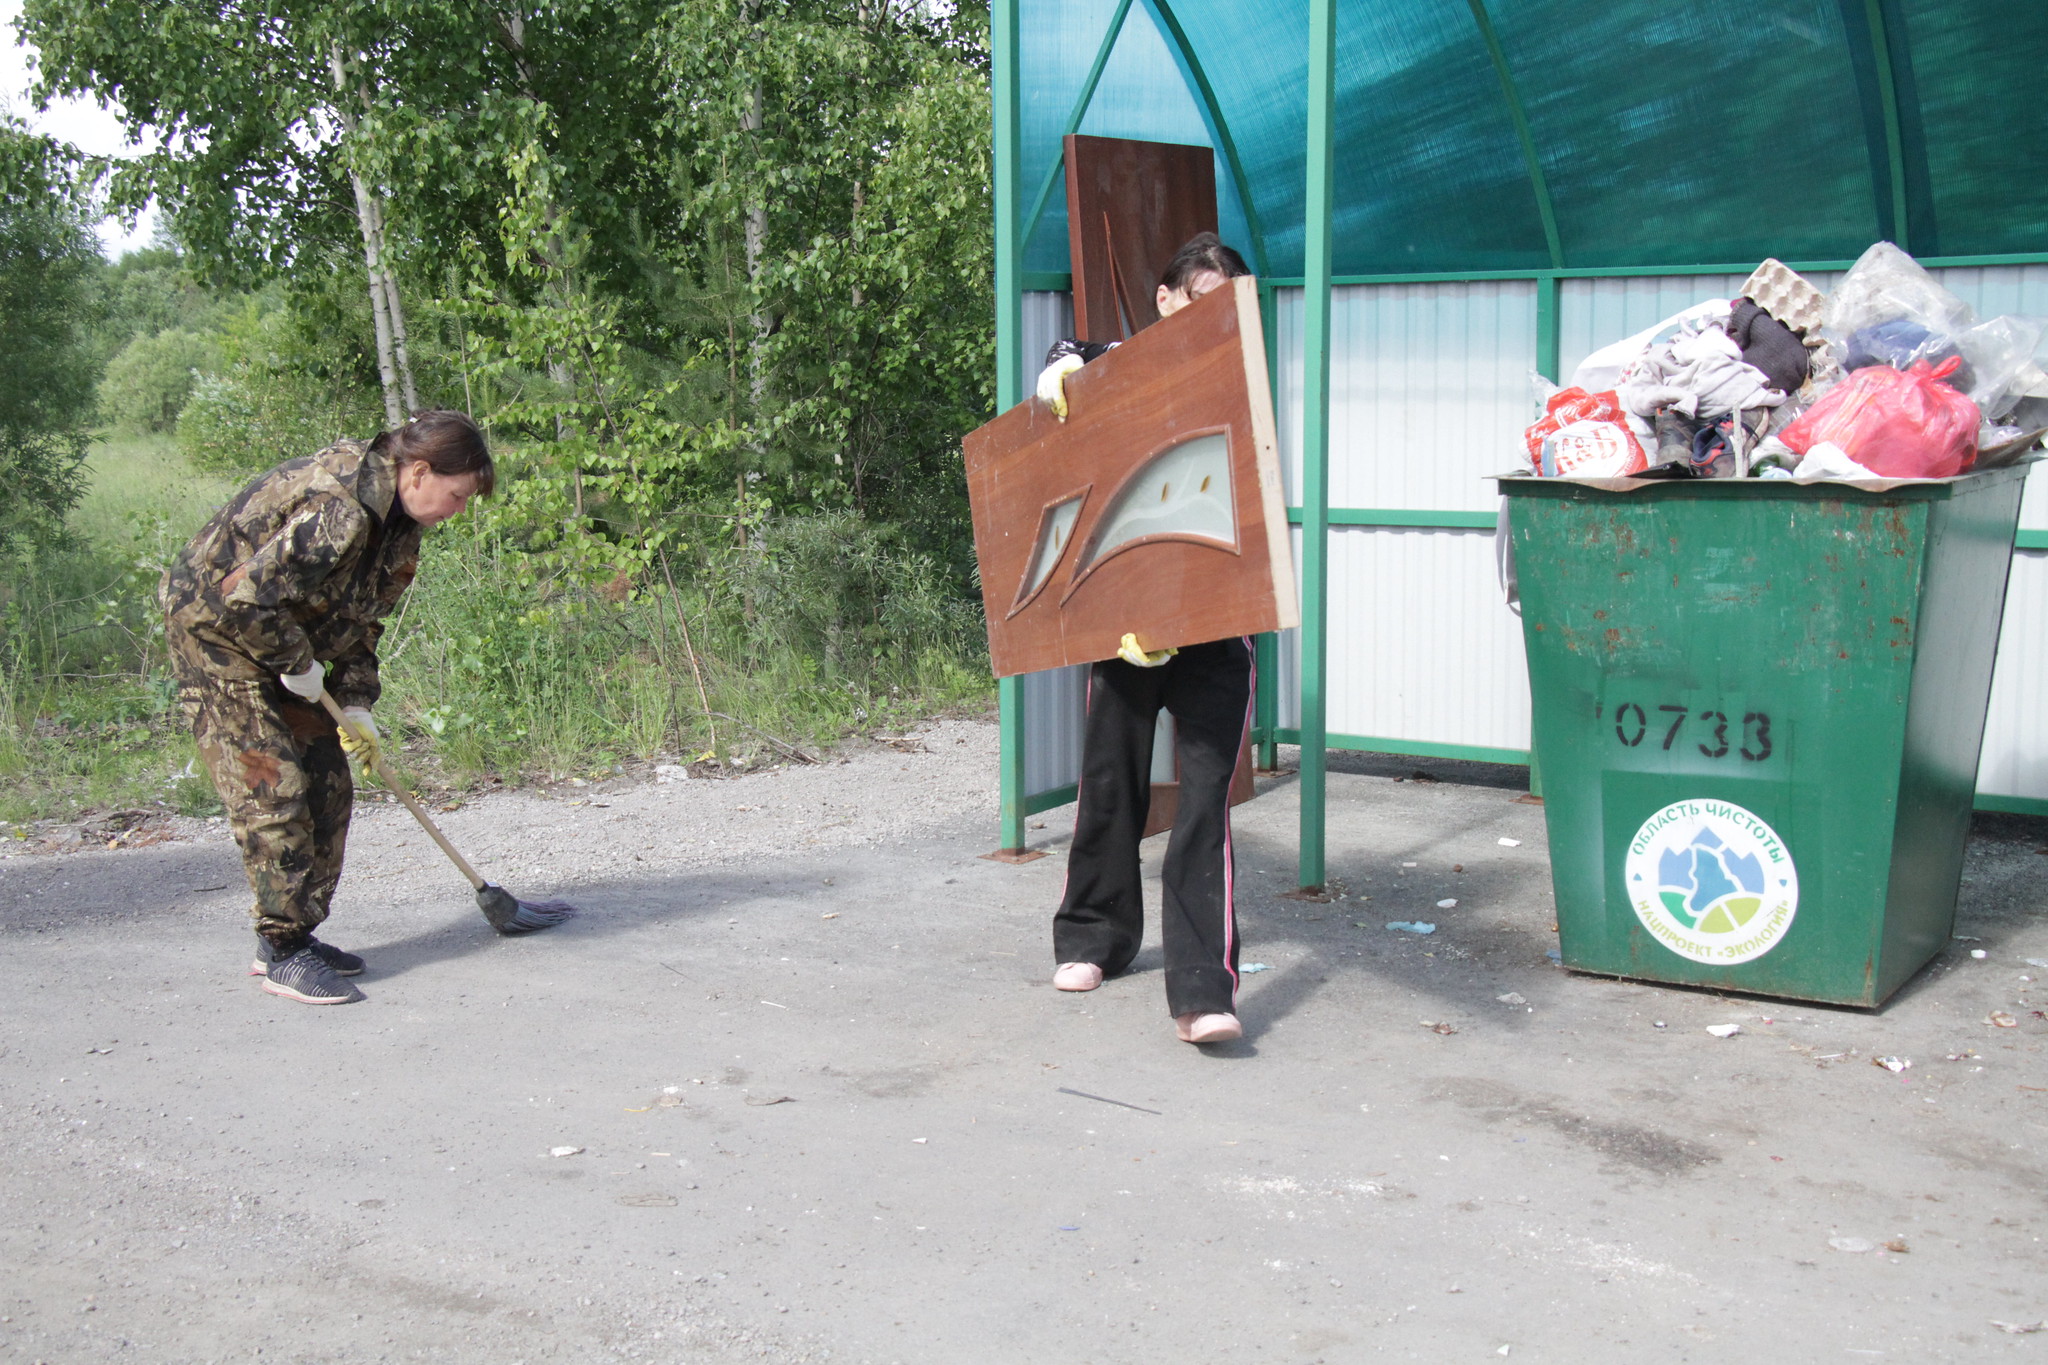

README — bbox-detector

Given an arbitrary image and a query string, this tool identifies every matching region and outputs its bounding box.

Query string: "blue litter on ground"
[1058,1225,1079,1231]
[1546,949,1563,962]
[1240,962,1273,973]
[1385,921,1436,934]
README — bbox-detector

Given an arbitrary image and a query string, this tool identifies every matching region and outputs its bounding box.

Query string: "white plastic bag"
[1568,299,1732,394]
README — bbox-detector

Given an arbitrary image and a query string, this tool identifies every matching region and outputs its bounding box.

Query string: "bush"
[0,130,100,564]
[710,510,980,679]
[177,360,385,476]
[362,507,988,784]
[99,328,219,432]
[174,301,385,476]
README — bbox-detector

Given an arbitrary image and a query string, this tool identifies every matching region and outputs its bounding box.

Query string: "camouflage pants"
[175,657,354,950]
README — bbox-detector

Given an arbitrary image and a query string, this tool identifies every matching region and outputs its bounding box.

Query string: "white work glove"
[1036,353,1086,421]
[1117,632,1177,668]
[336,707,381,769]
[279,659,324,701]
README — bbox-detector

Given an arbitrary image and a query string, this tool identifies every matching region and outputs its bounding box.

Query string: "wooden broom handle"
[316,690,487,890]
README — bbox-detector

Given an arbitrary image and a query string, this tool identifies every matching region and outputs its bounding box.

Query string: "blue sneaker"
[249,936,365,978]
[259,945,366,1005]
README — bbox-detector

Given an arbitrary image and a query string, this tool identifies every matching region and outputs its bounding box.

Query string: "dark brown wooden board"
[1063,134,1218,343]
[964,275,1297,680]
[1064,133,1253,832]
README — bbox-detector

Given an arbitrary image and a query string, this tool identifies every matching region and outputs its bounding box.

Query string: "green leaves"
[0,118,101,562]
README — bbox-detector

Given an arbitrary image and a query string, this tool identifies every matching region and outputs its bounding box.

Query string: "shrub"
[177,361,385,476]
[99,328,219,432]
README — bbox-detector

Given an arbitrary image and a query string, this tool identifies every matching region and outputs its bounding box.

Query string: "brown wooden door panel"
[964,276,1296,679]
[1063,133,1219,343]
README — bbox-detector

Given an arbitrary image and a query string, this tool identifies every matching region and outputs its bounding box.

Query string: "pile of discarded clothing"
[1522,243,2048,481]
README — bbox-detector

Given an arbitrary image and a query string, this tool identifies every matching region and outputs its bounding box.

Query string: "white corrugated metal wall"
[1269,283,1538,756]
[1943,268,2048,803]
[1019,268,2048,806]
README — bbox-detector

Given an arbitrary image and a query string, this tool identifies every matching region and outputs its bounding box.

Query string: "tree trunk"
[347,171,404,430]
[850,180,864,309]
[741,0,768,412]
[374,206,420,415]
[329,45,407,430]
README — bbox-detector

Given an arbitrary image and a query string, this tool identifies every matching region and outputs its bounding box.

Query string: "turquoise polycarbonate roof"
[1017,0,2048,279]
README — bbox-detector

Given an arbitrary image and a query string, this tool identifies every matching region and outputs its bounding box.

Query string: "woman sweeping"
[161,410,493,1005]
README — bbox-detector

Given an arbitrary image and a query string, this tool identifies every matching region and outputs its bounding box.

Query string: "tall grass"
[379,508,988,782]
[0,435,993,824]
[0,435,236,823]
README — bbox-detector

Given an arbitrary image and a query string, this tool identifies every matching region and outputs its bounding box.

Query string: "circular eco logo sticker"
[1625,799,1798,964]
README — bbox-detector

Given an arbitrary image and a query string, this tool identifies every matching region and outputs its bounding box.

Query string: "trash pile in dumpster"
[1523,243,2048,481]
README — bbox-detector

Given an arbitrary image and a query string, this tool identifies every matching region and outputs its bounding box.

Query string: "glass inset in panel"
[1014,493,1086,612]
[1076,432,1236,573]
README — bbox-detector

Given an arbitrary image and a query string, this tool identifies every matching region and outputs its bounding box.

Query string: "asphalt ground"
[2,720,2044,1364]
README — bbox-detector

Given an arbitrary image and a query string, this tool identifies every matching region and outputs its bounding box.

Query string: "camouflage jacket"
[161,439,422,709]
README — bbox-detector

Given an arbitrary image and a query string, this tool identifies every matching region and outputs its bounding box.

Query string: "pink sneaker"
[1053,962,1104,991]
[1175,1012,1243,1044]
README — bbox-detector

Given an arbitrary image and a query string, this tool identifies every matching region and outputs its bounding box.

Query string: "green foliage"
[711,510,981,680]
[175,295,386,474]
[0,117,102,564]
[375,511,985,783]
[656,0,994,562]
[0,436,233,825]
[99,327,219,432]
[9,2,1004,821]
[89,246,222,358]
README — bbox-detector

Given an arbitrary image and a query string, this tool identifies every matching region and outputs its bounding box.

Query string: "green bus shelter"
[988,0,2048,891]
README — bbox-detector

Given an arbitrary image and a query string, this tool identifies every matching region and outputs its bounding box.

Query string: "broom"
[318,691,578,935]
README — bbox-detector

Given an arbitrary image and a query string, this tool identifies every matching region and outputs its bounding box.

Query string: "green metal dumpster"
[1500,465,2029,1006]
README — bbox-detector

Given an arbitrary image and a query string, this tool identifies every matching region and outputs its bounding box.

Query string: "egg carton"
[1740,257,1825,336]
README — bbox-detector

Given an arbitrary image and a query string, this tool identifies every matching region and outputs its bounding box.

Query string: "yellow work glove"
[336,707,382,770]
[1036,353,1086,421]
[1117,632,1177,668]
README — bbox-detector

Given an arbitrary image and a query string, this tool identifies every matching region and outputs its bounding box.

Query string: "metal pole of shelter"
[1297,0,1336,893]
[993,0,1028,854]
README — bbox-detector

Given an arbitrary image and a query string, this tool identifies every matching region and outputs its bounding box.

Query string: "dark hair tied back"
[1159,232,1252,293]
[370,410,496,497]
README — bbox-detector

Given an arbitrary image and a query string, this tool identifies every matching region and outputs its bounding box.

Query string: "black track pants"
[1054,637,1253,1017]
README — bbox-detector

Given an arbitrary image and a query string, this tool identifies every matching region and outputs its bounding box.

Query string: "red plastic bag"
[1522,388,1647,477]
[1779,357,1980,478]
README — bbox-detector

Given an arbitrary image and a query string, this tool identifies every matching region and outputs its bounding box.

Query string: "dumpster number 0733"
[1607,702,1773,761]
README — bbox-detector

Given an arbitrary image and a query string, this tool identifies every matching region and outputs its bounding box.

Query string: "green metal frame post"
[1297,0,1336,893]
[993,0,1028,854]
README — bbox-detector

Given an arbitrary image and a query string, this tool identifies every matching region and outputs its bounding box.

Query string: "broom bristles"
[511,898,579,928]
[477,884,579,936]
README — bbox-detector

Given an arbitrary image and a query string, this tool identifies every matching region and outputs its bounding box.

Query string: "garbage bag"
[1522,388,1647,477]
[1844,318,1968,383]
[1568,300,1731,394]
[1778,357,1980,478]
[1824,242,1974,344]
[1824,241,2043,420]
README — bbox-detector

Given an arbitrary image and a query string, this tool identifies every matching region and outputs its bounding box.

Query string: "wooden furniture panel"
[965,275,1297,680]
[1063,134,1218,342]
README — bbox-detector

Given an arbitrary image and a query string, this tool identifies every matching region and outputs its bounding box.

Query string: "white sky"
[2,0,160,257]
